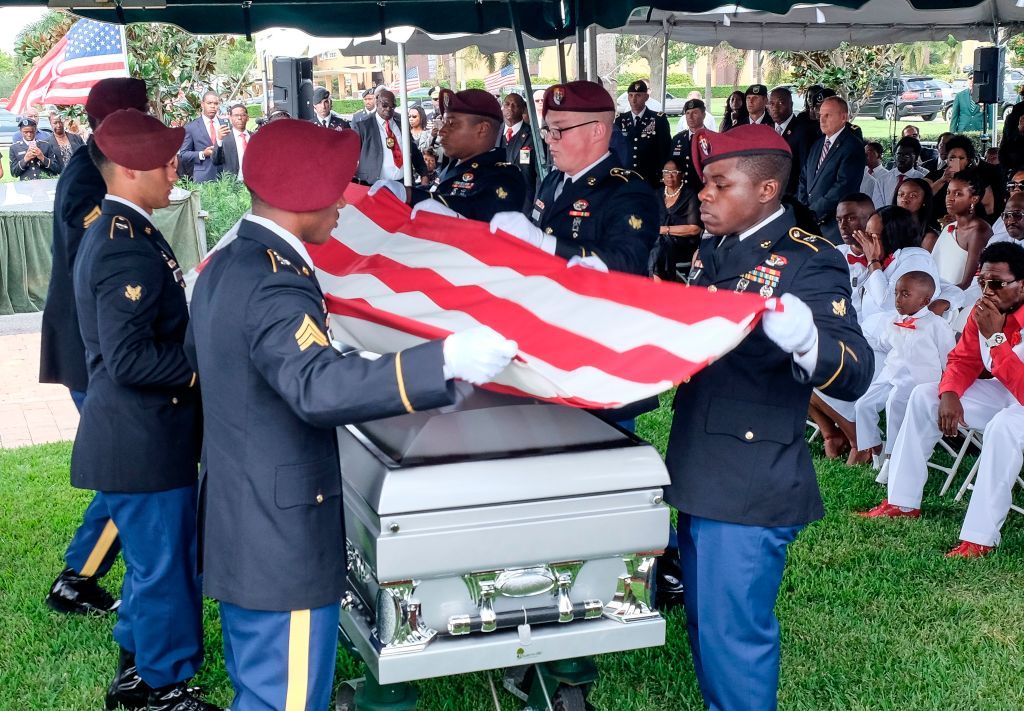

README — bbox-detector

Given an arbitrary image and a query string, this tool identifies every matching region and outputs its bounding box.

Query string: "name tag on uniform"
[519,147,531,165]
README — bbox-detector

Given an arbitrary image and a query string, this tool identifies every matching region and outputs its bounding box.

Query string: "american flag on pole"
[390,68,421,93]
[5,19,129,115]
[307,186,769,408]
[484,64,517,94]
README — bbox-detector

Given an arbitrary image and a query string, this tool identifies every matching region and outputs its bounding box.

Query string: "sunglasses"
[661,169,681,175]
[1002,210,1024,221]
[977,277,1020,291]
[1006,181,1024,192]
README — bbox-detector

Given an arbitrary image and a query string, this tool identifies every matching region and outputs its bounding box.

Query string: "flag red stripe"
[314,240,697,382]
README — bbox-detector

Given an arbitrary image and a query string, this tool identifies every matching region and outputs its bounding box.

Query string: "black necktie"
[715,235,740,271]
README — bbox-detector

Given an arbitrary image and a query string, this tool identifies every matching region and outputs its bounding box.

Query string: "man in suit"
[178,90,228,182]
[499,92,539,210]
[922,132,952,173]
[768,86,813,197]
[217,103,252,180]
[310,86,349,130]
[73,109,217,711]
[350,87,378,124]
[10,118,60,180]
[613,80,671,188]
[675,124,873,711]
[352,89,426,184]
[798,96,866,243]
[742,84,770,126]
[40,79,150,627]
[950,72,985,134]
[187,118,516,710]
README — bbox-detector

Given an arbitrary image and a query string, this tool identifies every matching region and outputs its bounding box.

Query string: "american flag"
[6,19,129,115]
[191,185,769,408]
[484,64,517,94]
[389,68,421,93]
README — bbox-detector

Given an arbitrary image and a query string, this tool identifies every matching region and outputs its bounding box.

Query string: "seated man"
[859,242,1024,558]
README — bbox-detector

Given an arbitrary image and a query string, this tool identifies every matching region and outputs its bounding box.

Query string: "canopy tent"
[337,26,563,57]
[613,0,1024,51]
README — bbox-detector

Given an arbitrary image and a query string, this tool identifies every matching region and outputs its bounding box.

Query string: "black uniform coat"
[39,145,105,392]
[614,108,672,188]
[668,129,703,192]
[666,209,872,527]
[186,218,453,611]
[411,148,525,222]
[777,115,815,197]
[10,135,61,180]
[500,123,539,211]
[311,112,350,131]
[71,199,200,493]
[529,154,658,275]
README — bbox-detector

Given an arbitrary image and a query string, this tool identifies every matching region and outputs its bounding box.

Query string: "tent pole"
[397,41,413,189]
[586,25,597,81]
[508,1,548,180]
[659,27,669,108]
[557,38,568,83]
[575,25,586,80]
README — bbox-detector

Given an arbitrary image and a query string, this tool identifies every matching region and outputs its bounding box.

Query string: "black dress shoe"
[105,649,152,710]
[45,567,119,615]
[148,683,223,711]
[654,551,685,611]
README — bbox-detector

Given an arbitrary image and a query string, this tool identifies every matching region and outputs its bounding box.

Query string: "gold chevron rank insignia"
[295,314,328,351]
[124,284,142,302]
[83,206,101,228]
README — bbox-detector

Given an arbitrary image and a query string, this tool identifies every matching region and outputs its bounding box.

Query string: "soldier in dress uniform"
[412,88,525,221]
[310,86,350,130]
[614,80,671,188]
[490,80,658,276]
[668,98,707,191]
[186,119,517,711]
[667,125,873,710]
[10,117,61,180]
[41,79,150,622]
[72,109,218,711]
[741,84,771,126]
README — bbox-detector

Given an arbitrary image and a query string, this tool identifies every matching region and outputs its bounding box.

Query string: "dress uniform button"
[171,397,179,404]
[745,431,754,441]
[708,285,718,293]
[315,492,324,504]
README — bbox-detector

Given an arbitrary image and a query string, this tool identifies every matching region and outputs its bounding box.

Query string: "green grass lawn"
[3,404,1024,710]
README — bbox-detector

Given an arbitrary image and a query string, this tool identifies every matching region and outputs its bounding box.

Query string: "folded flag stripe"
[303,187,770,408]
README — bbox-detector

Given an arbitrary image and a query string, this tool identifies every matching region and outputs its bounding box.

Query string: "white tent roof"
[338,26,561,57]
[613,0,1024,51]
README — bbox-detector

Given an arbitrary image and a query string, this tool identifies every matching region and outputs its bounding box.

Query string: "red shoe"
[945,541,994,559]
[856,500,922,518]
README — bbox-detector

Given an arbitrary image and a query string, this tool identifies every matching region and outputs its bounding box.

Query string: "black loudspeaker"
[972,46,1004,105]
[272,57,314,120]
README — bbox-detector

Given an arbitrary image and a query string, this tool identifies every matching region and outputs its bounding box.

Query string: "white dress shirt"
[105,194,154,222]
[232,129,250,179]
[375,114,403,181]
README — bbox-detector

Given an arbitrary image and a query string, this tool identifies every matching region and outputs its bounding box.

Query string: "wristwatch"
[986,332,1007,348]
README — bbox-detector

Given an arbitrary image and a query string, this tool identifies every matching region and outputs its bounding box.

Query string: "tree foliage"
[777,43,903,111]
[614,36,687,99]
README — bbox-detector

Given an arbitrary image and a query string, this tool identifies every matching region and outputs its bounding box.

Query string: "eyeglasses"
[540,120,598,141]
[977,277,1020,291]
[1002,210,1024,221]
[1007,181,1024,192]
[662,169,680,175]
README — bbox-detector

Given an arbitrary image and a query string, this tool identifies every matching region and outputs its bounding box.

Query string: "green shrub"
[184,175,252,249]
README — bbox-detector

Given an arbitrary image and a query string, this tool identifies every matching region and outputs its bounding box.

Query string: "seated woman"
[894,177,940,249]
[926,135,995,223]
[807,205,944,462]
[931,169,992,291]
[650,158,702,281]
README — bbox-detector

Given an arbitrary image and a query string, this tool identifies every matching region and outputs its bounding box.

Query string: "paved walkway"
[0,312,79,449]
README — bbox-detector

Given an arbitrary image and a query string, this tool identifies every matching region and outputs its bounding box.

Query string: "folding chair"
[806,419,821,444]
[955,451,1024,517]
[927,426,984,496]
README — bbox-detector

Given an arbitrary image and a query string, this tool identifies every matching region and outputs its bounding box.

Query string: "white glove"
[762,293,817,354]
[442,326,518,385]
[368,179,406,201]
[489,211,555,254]
[566,254,608,273]
[411,198,463,220]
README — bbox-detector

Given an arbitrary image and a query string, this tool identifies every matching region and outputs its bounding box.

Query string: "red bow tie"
[893,317,917,330]
[847,253,868,267]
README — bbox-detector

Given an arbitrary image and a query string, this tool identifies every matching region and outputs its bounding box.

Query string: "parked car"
[859,76,945,121]
[0,109,52,147]
[615,90,687,115]
[941,70,1024,122]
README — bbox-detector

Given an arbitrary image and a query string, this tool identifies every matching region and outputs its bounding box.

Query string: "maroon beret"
[691,125,791,181]
[542,81,614,117]
[93,109,184,171]
[438,88,501,122]
[85,78,148,123]
[244,118,360,212]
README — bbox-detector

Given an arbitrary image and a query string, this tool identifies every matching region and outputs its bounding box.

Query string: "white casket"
[337,386,669,685]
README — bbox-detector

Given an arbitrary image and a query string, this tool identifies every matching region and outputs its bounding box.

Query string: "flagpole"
[397,42,413,191]
[119,24,129,77]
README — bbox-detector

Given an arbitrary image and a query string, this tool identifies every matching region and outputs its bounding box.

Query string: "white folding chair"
[806,419,821,444]
[956,457,1024,517]
[927,426,984,496]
